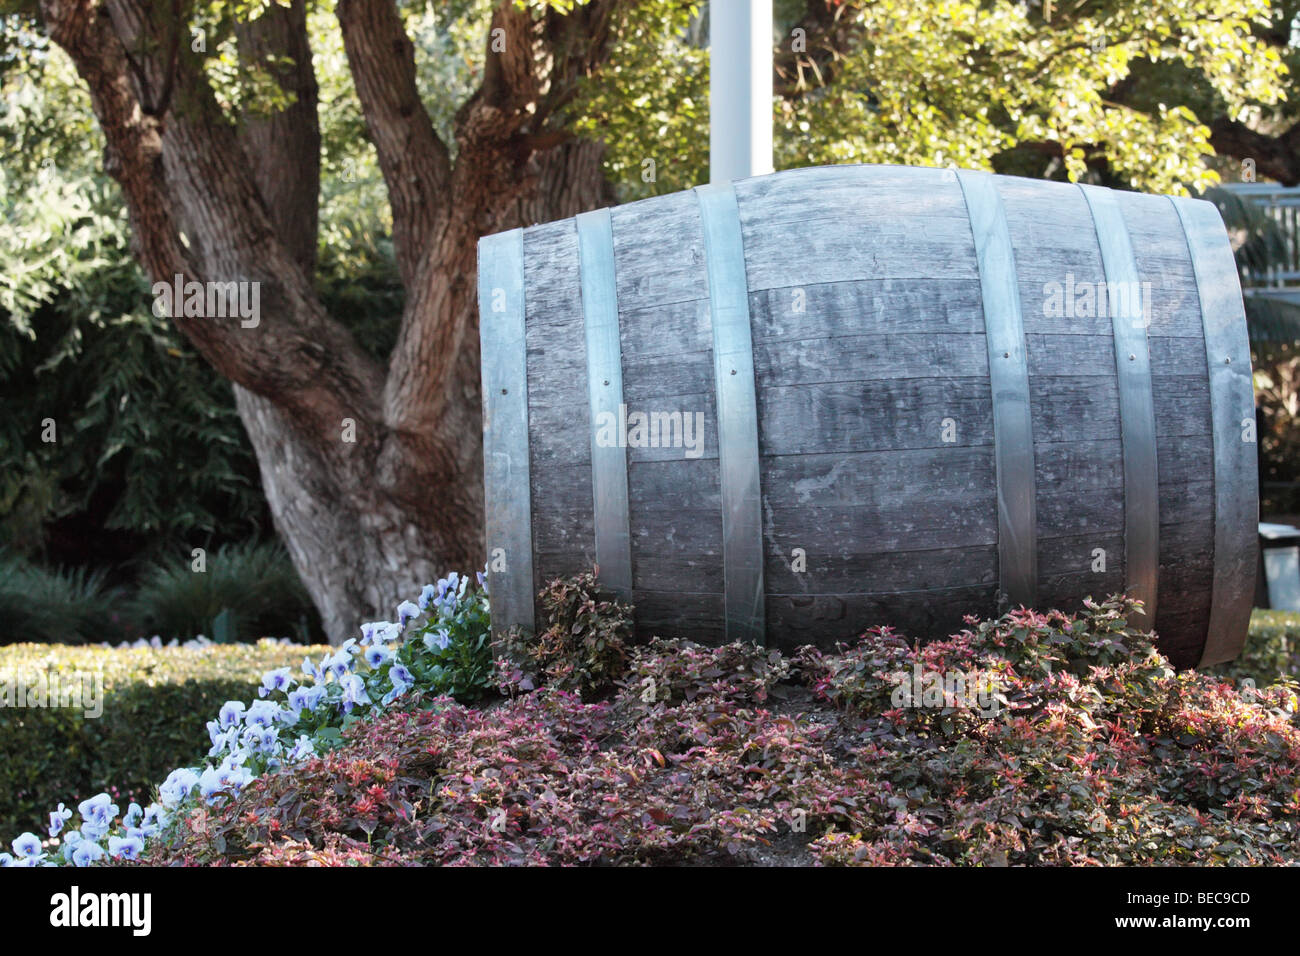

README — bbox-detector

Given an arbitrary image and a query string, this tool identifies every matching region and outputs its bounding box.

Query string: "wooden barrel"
[477,164,1258,669]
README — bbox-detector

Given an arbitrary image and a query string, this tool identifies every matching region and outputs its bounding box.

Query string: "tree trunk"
[232,387,468,642]
[1209,117,1300,187]
[231,139,610,644]
[240,145,610,641]
[38,0,619,643]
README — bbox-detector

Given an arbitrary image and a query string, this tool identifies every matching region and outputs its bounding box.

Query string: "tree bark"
[37,0,618,642]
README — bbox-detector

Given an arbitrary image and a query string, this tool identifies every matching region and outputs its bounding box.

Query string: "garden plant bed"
[120,592,1300,867]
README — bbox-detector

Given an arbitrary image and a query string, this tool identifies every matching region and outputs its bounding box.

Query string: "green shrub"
[0,551,123,645]
[128,540,318,643]
[396,573,494,702]
[0,640,326,836]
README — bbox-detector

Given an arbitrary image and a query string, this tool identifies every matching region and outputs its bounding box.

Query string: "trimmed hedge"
[0,640,326,836]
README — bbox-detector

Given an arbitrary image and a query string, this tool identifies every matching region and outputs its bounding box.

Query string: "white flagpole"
[709,0,774,184]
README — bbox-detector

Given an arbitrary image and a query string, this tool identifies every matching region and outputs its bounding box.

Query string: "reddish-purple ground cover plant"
[495,573,631,701]
[132,595,1300,867]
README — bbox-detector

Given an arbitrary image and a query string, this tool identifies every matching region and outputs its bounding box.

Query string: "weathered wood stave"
[479,164,1257,669]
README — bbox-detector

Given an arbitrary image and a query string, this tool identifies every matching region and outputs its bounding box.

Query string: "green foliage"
[314,236,405,363]
[577,0,1289,199]
[398,579,495,702]
[0,293,268,560]
[0,551,122,645]
[0,32,268,561]
[496,571,632,700]
[128,541,317,643]
[572,0,707,200]
[312,0,398,271]
[0,639,326,838]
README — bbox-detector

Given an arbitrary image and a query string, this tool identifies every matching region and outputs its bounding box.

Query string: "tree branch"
[336,0,451,288]
[38,0,192,290]
[234,0,321,274]
[774,0,859,98]
[380,0,620,436]
[41,0,386,449]
[145,0,182,118]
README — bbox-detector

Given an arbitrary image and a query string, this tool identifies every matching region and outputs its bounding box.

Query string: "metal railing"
[1219,183,1300,305]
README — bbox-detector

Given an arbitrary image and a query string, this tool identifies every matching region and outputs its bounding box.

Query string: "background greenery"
[1211,608,1300,688]
[0,543,318,645]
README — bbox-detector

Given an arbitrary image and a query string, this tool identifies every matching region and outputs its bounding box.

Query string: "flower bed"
[1,571,492,866]
[5,576,1300,867]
